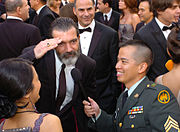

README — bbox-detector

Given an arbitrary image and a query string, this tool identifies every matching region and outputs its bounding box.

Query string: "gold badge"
[158,90,170,104]
[164,116,179,132]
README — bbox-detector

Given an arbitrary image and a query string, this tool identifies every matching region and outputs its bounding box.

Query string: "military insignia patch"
[164,116,179,132]
[158,90,170,104]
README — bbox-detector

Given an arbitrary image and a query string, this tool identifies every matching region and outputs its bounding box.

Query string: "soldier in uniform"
[83,39,180,132]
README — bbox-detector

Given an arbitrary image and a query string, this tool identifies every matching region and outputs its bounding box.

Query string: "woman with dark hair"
[0,58,63,131]
[118,0,140,46]
[155,25,180,106]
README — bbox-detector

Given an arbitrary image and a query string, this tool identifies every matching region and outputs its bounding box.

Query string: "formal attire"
[0,113,49,132]
[20,47,96,132]
[134,18,171,81]
[89,77,180,132]
[31,5,55,40]
[95,9,120,32]
[79,20,120,114]
[0,17,41,61]
[135,21,145,33]
[118,24,134,46]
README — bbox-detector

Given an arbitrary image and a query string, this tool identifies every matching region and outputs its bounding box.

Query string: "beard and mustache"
[57,49,80,66]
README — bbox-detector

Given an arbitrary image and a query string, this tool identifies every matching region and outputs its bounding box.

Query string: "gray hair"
[5,0,23,13]
[50,17,79,37]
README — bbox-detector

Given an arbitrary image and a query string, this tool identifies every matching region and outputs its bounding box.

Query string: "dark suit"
[89,77,180,132]
[134,18,170,81]
[86,21,120,114]
[20,48,96,132]
[0,19,41,61]
[135,21,145,33]
[95,10,120,32]
[32,5,55,40]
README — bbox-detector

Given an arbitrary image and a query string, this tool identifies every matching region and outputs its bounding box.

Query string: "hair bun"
[0,94,17,119]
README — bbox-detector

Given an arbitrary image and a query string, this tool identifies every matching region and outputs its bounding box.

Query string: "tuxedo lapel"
[45,51,56,100]
[88,22,102,57]
[108,11,115,26]
[99,14,105,24]
[119,77,149,119]
[151,19,167,52]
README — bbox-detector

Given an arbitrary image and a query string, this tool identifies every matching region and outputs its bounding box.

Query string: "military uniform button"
[119,123,122,127]
[131,124,134,128]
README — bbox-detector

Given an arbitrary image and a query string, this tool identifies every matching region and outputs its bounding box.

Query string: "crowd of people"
[0,0,180,132]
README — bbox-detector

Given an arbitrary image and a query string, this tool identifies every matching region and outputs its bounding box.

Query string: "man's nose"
[66,43,73,52]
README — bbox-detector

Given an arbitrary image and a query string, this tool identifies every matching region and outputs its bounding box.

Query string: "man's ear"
[138,62,148,74]
[16,6,21,15]
[105,3,109,7]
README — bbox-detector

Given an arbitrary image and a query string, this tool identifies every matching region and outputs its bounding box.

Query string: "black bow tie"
[162,25,174,31]
[79,27,92,34]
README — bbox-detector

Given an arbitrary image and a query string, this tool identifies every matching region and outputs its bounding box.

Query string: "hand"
[83,97,100,118]
[34,38,61,59]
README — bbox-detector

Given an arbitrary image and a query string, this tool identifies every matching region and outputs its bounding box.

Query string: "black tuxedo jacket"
[20,48,96,132]
[135,21,145,33]
[87,21,120,114]
[95,10,120,32]
[33,6,55,40]
[134,18,170,81]
[0,19,41,61]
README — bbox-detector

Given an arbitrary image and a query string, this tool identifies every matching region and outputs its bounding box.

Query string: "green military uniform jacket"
[89,77,180,132]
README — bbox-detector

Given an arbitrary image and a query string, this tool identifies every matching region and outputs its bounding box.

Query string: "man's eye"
[58,42,65,46]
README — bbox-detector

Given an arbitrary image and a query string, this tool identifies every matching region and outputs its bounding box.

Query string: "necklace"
[16,110,38,114]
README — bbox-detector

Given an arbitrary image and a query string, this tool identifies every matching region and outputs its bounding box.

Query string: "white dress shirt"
[103,8,112,21]
[7,16,23,21]
[78,20,95,56]
[54,50,75,110]
[36,5,46,15]
[155,17,171,40]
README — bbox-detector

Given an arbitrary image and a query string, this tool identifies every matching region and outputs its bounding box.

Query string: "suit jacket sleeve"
[19,46,36,62]
[110,31,121,96]
[88,110,116,132]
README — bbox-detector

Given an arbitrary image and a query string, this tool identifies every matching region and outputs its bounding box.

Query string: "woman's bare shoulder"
[40,114,63,132]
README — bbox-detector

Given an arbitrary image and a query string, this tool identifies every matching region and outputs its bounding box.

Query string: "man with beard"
[20,17,96,132]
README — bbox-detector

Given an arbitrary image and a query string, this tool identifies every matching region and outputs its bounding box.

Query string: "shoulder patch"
[157,90,170,104]
[164,116,179,132]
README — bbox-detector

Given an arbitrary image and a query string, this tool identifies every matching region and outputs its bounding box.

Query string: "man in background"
[135,0,153,32]
[95,0,120,32]
[0,0,41,60]
[134,0,180,81]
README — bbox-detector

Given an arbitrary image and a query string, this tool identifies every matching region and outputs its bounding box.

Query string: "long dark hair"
[0,58,33,119]
[167,20,180,64]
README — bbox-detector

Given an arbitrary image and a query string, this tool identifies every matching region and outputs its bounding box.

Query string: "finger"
[88,97,95,105]
[83,100,91,105]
